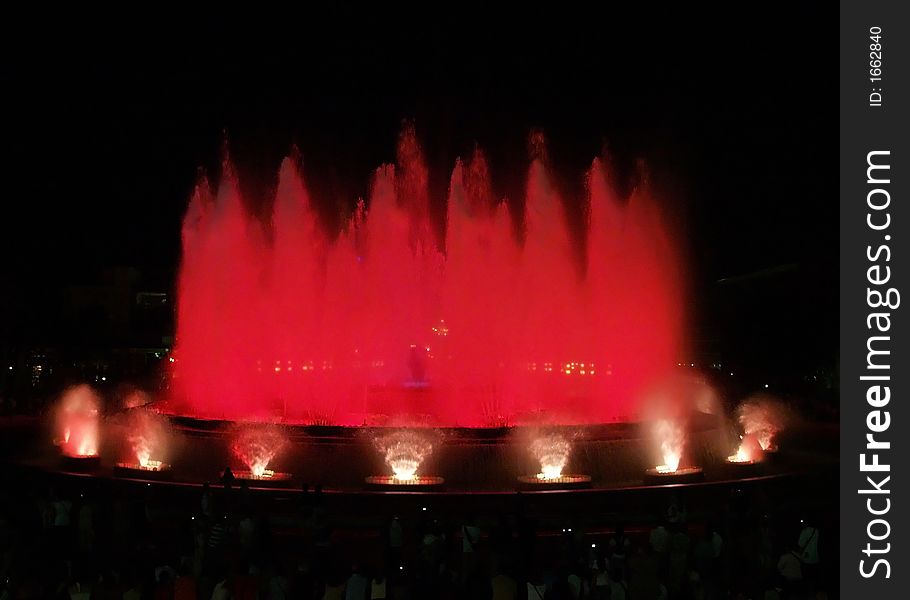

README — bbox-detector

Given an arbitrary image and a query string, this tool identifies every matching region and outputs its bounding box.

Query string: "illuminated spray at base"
[737,396,791,451]
[54,384,101,458]
[530,433,572,480]
[726,396,792,463]
[652,418,685,473]
[170,126,685,426]
[230,424,288,479]
[124,409,172,470]
[726,432,764,464]
[374,430,435,481]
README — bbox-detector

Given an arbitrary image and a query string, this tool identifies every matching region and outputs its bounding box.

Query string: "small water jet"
[651,418,685,473]
[517,432,591,489]
[645,418,702,483]
[114,408,173,479]
[366,430,443,489]
[737,396,792,453]
[53,384,102,469]
[229,424,291,482]
[532,432,571,479]
[725,432,765,468]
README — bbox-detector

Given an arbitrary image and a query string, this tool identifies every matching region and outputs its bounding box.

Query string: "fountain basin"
[59,454,101,472]
[226,469,294,487]
[643,466,704,485]
[114,461,174,480]
[365,475,445,490]
[517,474,592,490]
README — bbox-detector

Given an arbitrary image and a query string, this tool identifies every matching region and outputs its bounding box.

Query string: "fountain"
[114,408,174,479]
[229,424,292,484]
[724,432,765,472]
[366,429,443,489]
[54,384,102,470]
[737,396,791,455]
[165,126,684,428]
[517,432,591,489]
[1,128,828,499]
[644,418,703,484]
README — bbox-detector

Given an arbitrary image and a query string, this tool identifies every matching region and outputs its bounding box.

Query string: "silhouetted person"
[221,467,235,487]
[201,483,213,518]
[609,526,630,580]
[301,483,310,506]
[388,517,403,565]
[797,518,820,591]
[238,480,251,511]
[462,516,481,579]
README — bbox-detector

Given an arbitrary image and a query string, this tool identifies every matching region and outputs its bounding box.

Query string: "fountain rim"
[152,405,723,443]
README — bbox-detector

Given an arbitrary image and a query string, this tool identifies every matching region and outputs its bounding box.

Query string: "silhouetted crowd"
[0,477,832,600]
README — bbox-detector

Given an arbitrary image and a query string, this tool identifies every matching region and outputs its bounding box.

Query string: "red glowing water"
[167,128,685,426]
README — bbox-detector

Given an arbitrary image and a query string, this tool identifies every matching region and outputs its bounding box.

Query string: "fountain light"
[54,384,102,469]
[366,430,444,489]
[169,126,684,428]
[517,432,591,489]
[112,408,175,479]
[652,419,684,473]
[531,433,570,480]
[644,418,702,483]
[727,445,752,464]
[737,396,791,452]
[114,458,173,479]
[725,432,765,467]
[644,465,704,483]
[229,424,292,484]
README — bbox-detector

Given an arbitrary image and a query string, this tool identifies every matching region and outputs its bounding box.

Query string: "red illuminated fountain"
[644,418,704,484]
[54,384,102,470]
[366,429,444,489]
[722,397,792,471]
[724,432,764,471]
[114,408,173,479]
[736,396,790,456]
[228,424,293,484]
[165,126,684,429]
[517,432,591,489]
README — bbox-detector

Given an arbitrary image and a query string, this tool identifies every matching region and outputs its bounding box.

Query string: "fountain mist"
[230,424,288,478]
[529,433,572,480]
[125,408,171,469]
[737,395,792,451]
[374,430,435,481]
[54,384,101,458]
[169,127,685,426]
[652,418,685,473]
[727,432,764,464]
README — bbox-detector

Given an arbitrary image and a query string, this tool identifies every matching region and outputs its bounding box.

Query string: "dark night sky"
[0,4,837,371]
